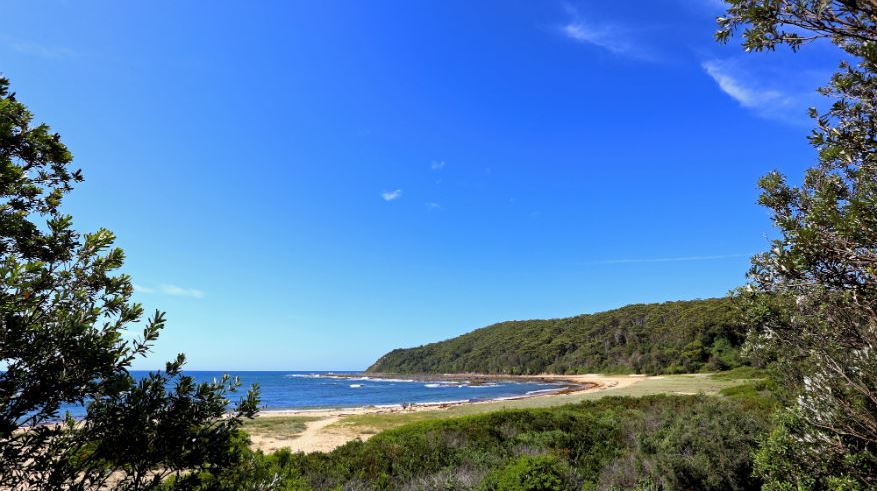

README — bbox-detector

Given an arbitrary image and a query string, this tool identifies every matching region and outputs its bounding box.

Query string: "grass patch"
[243,416,322,440]
[709,366,769,380]
[332,410,446,433]
[720,378,781,413]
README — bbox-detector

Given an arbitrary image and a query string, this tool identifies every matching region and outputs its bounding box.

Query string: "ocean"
[56,371,565,419]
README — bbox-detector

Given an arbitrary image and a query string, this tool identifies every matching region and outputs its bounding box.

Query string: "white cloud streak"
[381,189,402,201]
[160,284,206,298]
[700,58,820,125]
[134,283,205,298]
[133,283,154,294]
[11,41,74,59]
[562,22,633,56]
[558,5,657,61]
[702,60,786,109]
[431,160,446,171]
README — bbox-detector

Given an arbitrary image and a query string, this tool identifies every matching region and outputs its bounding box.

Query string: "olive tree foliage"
[0,77,260,490]
[717,0,877,488]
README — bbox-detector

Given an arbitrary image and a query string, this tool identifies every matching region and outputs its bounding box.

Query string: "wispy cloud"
[701,58,817,124]
[586,253,751,265]
[133,283,154,294]
[134,283,205,298]
[702,60,787,109]
[10,41,74,59]
[381,189,402,201]
[562,23,631,56]
[558,5,657,61]
[425,202,441,210]
[161,284,206,298]
[431,160,446,171]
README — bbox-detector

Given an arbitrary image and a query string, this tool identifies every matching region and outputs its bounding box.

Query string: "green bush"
[479,456,571,491]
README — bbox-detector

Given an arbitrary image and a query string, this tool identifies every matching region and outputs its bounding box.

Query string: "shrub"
[184,395,771,490]
[478,455,571,491]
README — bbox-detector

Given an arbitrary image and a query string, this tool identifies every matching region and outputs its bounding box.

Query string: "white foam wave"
[490,395,524,401]
[525,388,560,395]
[354,377,419,383]
[286,373,423,383]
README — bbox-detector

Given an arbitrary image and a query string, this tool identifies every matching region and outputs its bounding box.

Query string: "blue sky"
[2,1,842,370]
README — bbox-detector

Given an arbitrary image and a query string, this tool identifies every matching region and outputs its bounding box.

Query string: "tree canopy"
[718,0,877,488]
[0,77,259,490]
[368,298,747,375]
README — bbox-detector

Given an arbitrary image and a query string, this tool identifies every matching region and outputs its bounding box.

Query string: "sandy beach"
[248,373,650,454]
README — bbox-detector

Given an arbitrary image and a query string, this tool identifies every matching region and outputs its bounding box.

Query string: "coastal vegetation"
[170,393,773,490]
[322,371,767,443]
[368,298,746,375]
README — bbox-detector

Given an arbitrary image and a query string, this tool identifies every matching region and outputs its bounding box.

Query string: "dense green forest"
[367,298,746,375]
[169,386,776,490]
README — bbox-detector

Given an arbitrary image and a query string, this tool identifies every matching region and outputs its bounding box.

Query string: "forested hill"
[367,298,746,375]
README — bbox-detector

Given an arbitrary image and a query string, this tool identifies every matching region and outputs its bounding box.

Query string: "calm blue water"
[57,371,563,418]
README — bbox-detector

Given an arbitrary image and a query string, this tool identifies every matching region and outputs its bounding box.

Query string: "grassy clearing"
[243,415,322,440]
[329,373,758,434]
[709,365,770,380]
[332,410,445,434]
